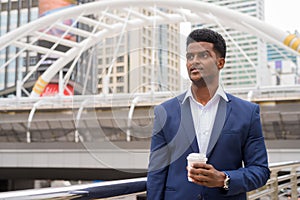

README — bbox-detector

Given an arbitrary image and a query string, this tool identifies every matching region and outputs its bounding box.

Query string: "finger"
[187,166,200,176]
[192,176,209,186]
[188,167,207,176]
[192,163,213,169]
[189,171,209,181]
[187,168,199,177]
[191,162,207,168]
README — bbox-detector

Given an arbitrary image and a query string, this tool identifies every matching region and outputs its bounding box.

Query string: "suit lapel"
[206,97,232,157]
[178,95,199,153]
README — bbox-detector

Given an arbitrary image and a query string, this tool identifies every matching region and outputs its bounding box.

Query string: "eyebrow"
[186,50,211,56]
[187,49,210,53]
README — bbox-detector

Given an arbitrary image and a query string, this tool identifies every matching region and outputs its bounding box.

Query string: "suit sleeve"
[224,104,270,196]
[147,105,170,200]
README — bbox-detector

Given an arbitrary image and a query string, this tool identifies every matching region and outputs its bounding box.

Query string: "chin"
[190,75,203,81]
[191,78,205,84]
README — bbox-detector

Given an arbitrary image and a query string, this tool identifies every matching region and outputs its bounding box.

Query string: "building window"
[106,47,112,54]
[117,56,124,63]
[106,38,113,45]
[106,57,111,64]
[29,57,37,65]
[117,66,124,73]
[117,76,124,83]
[116,86,124,93]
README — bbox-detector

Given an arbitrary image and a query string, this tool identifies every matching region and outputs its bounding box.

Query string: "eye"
[198,51,210,59]
[186,53,194,60]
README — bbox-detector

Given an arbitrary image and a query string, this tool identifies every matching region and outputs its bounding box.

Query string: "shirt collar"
[182,85,228,104]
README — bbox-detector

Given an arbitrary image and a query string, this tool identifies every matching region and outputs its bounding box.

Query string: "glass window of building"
[117,66,124,73]
[116,86,124,93]
[117,56,124,63]
[116,76,124,83]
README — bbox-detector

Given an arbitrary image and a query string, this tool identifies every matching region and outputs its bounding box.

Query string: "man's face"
[186,41,224,85]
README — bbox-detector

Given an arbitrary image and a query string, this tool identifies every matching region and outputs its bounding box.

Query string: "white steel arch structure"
[0,0,299,97]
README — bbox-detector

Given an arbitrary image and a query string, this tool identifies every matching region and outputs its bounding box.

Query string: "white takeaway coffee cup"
[187,153,207,182]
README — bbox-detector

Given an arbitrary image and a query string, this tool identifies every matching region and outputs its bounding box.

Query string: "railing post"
[290,167,298,200]
[270,170,279,200]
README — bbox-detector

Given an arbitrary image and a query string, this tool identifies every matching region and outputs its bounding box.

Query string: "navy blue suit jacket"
[147,92,270,200]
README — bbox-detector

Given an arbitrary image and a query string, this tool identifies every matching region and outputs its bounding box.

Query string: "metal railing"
[1,85,300,111]
[248,160,300,200]
[0,177,147,200]
[0,161,299,199]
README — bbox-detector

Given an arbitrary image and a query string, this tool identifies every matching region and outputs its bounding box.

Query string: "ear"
[217,58,225,70]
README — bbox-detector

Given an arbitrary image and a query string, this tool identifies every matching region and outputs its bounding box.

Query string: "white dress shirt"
[183,85,228,155]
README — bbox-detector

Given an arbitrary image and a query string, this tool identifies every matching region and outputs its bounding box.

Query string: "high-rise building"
[0,0,97,96]
[2,0,288,96]
[192,0,270,88]
[96,7,181,94]
[267,43,300,85]
[127,22,181,93]
[1,0,181,96]
[0,0,39,95]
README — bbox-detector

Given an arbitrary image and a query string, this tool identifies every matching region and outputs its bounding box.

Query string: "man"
[147,28,270,200]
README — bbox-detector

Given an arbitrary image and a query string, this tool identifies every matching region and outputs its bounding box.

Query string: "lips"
[190,66,203,73]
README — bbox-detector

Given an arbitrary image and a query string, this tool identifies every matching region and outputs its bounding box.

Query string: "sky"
[264,0,300,33]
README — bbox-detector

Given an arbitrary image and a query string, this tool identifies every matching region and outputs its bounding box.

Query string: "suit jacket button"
[197,194,202,200]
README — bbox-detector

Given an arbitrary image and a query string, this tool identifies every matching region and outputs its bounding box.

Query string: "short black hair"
[186,28,226,58]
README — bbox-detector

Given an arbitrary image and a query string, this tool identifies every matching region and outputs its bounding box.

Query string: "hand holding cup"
[187,153,207,182]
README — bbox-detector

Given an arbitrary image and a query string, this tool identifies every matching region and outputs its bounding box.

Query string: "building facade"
[192,0,270,89]
[2,0,298,97]
[0,0,39,95]
[0,0,94,97]
[267,43,300,85]
[96,7,181,94]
